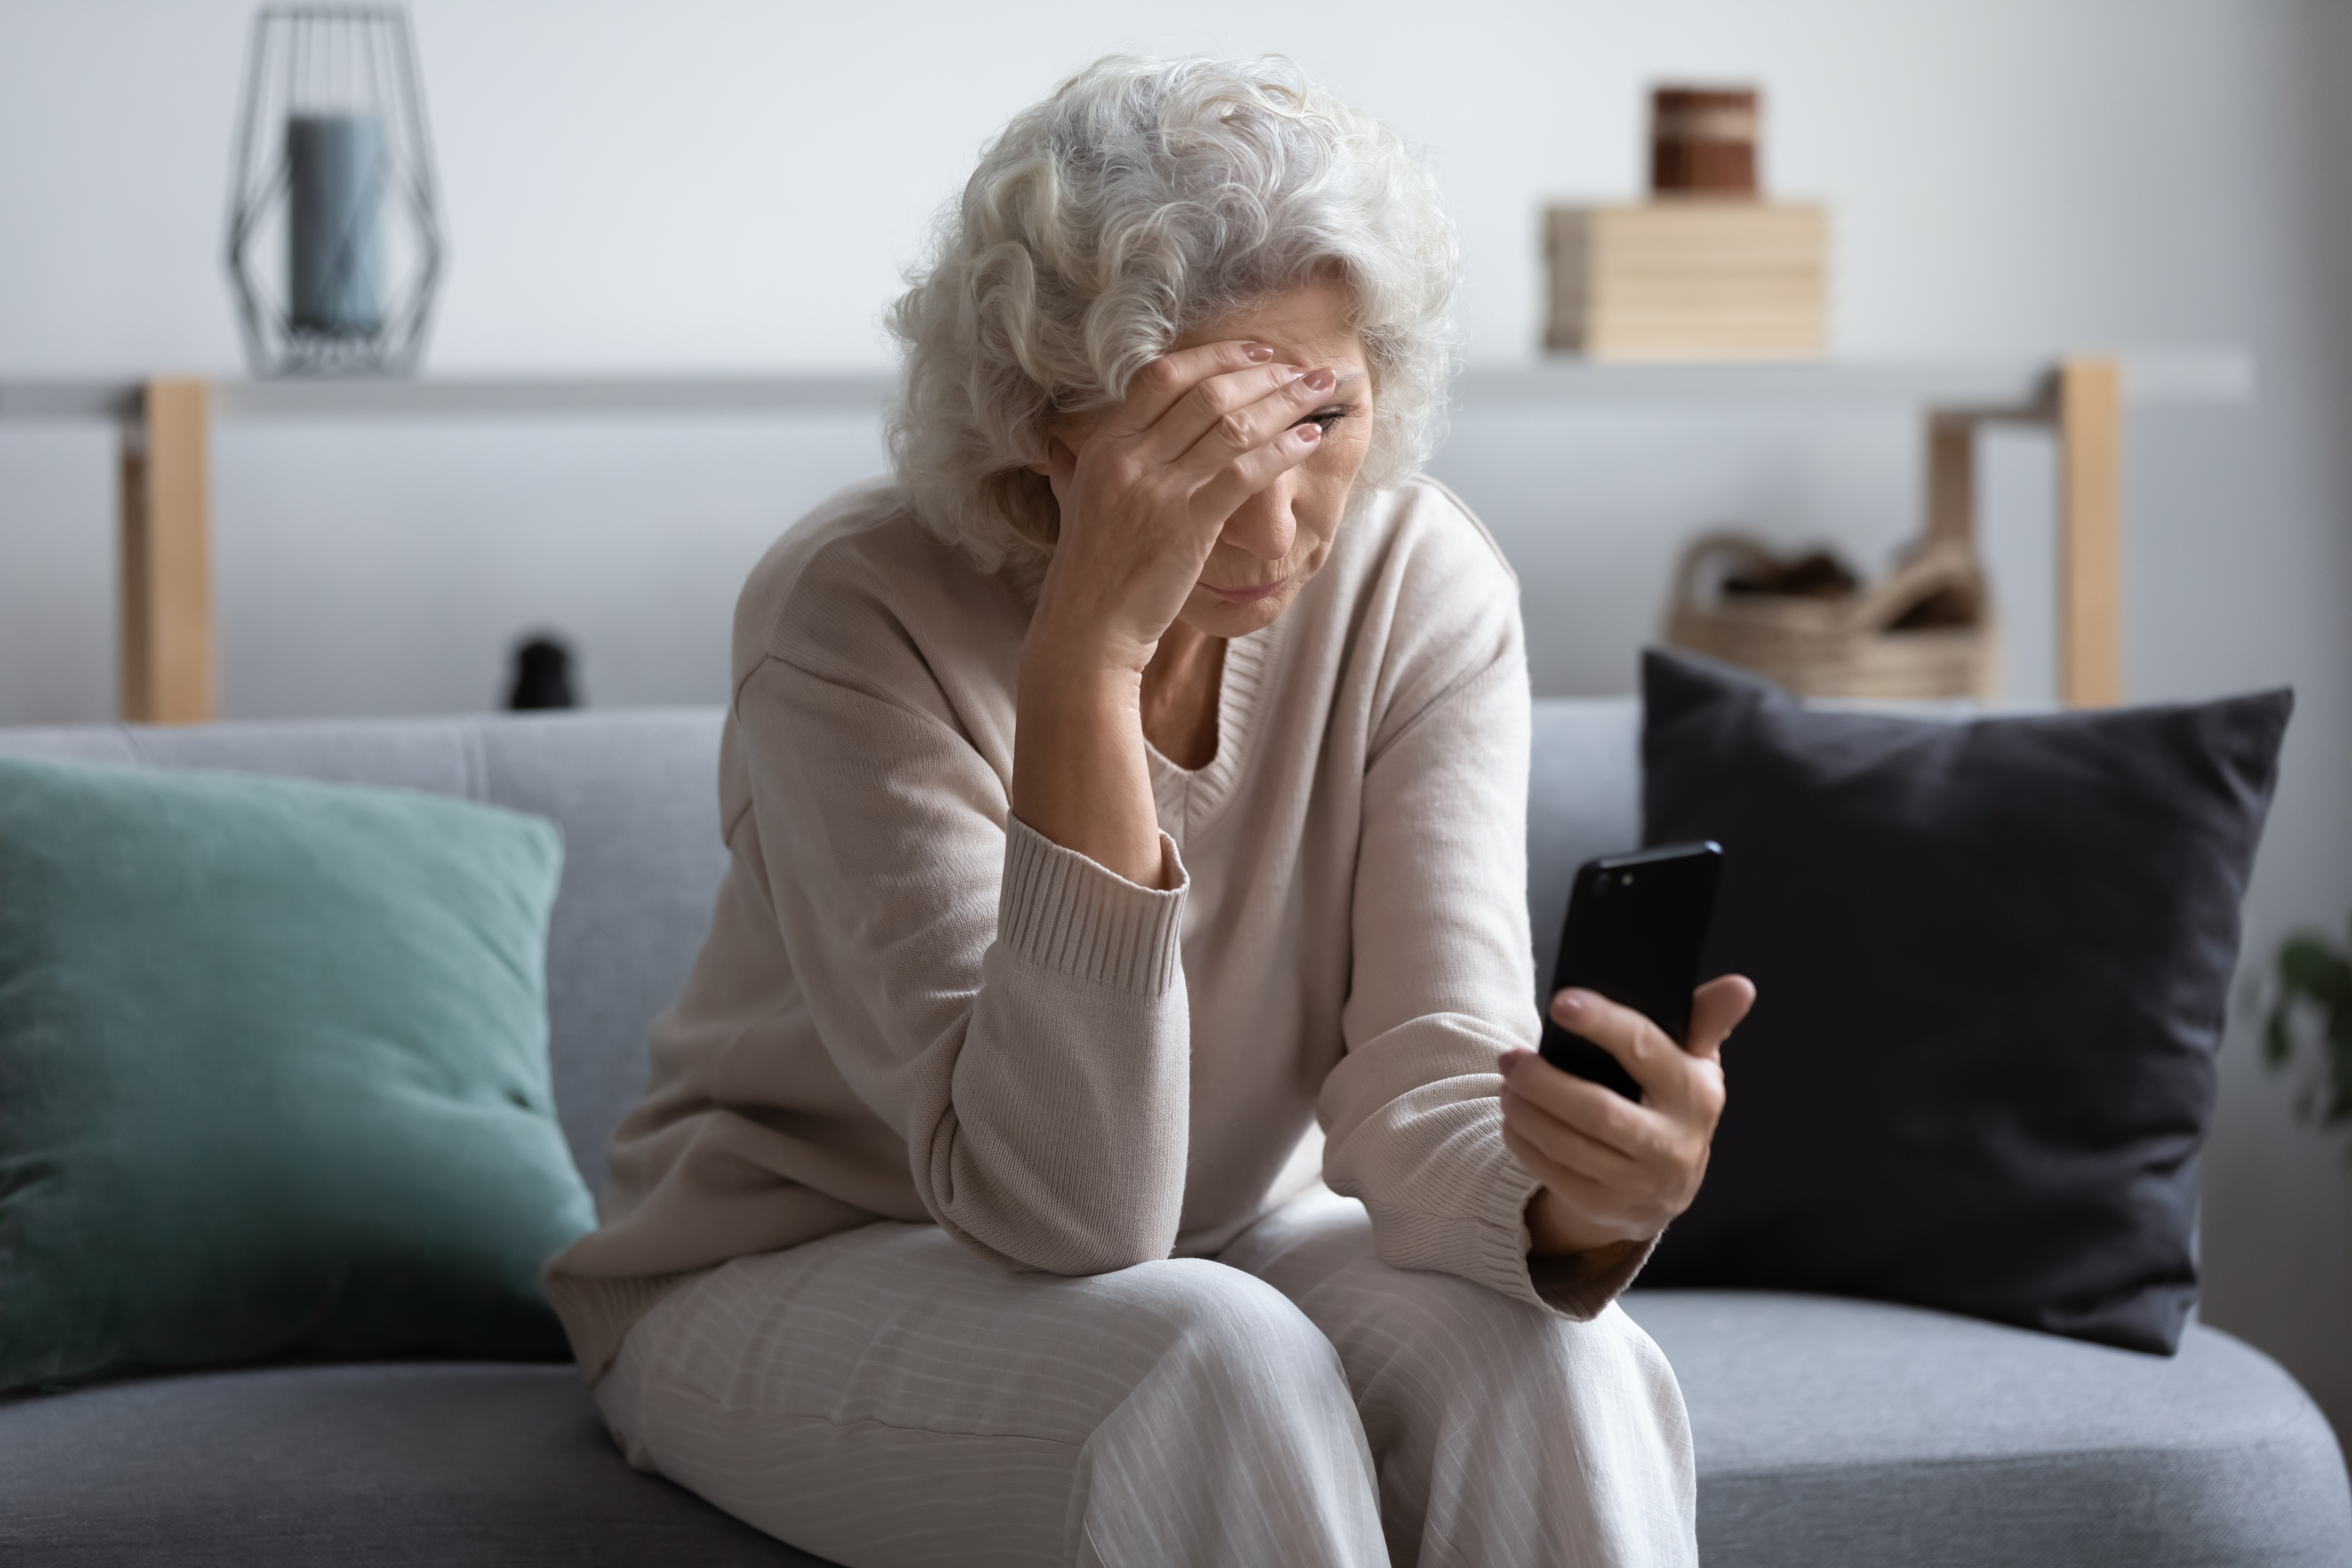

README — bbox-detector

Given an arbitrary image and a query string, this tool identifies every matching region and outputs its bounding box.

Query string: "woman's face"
[1051,276,1376,642]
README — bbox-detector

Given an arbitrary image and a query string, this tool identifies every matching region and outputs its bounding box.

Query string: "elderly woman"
[546,55,1752,1567]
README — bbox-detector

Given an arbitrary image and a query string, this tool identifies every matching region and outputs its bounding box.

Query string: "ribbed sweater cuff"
[999,815,1187,995]
[1528,1230,1658,1320]
[1472,1155,1655,1322]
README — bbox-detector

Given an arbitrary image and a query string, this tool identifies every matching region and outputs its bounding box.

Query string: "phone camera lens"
[1621,873,1635,887]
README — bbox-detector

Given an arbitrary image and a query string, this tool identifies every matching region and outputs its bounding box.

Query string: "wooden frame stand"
[1923,356,2125,707]
[88,358,2129,727]
[118,379,215,724]
[2056,360,2124,707]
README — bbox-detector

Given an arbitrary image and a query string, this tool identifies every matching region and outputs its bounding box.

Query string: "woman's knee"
[1075,1261,1385,1566]
[1095,1257,1350,1408]
[1325,1260,1673,1405]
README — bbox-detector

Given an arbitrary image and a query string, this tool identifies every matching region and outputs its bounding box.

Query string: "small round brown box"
[1651,86,1760,196]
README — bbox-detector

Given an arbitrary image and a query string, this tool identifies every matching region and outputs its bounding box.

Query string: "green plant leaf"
[2264,921,2352,1145]
[2278,937,2346,996]
[2267,1009,2295,1066]
[2320,962,2352,1014]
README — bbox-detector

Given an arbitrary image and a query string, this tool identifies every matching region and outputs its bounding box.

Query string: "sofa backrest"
[1528,696,1644,983]
[0,698,1643,1188]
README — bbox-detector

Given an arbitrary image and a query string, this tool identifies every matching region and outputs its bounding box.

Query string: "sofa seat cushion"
[1,711,2342,1568]
[0,1363,829,1567]
[1623,1290,2352,1568]
[7,1305,2342,1568]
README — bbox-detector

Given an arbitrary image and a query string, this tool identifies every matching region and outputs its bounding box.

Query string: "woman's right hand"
[1028,341,1338,674]
[1500,976,1754,1257]
[1013,341,1334,889]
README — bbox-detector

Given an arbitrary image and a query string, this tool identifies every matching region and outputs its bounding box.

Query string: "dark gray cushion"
[1638,650,2292,1353]
[0,1363,825,1566]
[1623,1289,2352,1568]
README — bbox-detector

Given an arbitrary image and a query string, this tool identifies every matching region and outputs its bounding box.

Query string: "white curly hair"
[884,54,1461,573]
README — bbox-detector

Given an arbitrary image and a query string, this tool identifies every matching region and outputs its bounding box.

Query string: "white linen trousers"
[596,1188,1698,1567]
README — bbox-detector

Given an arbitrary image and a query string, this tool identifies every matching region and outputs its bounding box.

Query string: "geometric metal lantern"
[225,6,444,377]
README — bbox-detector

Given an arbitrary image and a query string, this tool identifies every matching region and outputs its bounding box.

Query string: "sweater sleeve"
[1315,522,1651,1321]
[734,650,1194,1276]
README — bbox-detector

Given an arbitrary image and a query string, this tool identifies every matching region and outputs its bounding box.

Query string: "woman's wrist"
[1017,640,1147,710]
[1526,1187,1644,1259]
[1024,586,1163,684]
[1012,650,1167,889]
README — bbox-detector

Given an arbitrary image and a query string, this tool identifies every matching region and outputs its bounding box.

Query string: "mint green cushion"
[0,757,596,1392]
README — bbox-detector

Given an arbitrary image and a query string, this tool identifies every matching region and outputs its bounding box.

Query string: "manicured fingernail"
[1303,366,1337,392]
[1554,990,1589,1018]
[1296,422,1322,443]
[1243,343,1275,362]
[1277,365,1306,382]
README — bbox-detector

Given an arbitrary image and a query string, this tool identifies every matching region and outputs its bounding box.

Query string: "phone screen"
[1537,841,1723,1102]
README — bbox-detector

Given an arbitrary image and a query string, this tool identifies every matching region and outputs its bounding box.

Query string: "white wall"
[4,0,2349,1436]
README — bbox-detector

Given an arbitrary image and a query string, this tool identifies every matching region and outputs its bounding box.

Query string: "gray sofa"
[1,703,2345,1568]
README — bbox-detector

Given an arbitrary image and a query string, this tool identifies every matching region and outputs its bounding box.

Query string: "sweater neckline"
[1144,611,1280,836]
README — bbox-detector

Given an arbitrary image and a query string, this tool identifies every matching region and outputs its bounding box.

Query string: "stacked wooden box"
[1546,85,1830,362]
[1545,201,1830,362]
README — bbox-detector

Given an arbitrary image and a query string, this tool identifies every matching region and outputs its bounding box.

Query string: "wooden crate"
[1546,202,1829,362]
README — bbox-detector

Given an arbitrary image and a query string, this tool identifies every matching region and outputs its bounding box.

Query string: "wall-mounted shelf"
[0,351,2253,724]
[1450,351,2250,410]
[0,373,897,422]
[0,352,2249,422]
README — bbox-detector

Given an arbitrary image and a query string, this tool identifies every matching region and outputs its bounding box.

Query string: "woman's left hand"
[1498,975,1756,1257]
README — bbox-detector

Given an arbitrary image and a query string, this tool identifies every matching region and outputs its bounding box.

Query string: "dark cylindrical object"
[288,113,387,336]
[1650,86,1759,197]
[508,637,579,711]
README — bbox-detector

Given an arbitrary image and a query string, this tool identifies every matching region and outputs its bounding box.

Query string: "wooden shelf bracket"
[2056,358,2124,708]
[1918,355,2124,708]
[119,379,215,724]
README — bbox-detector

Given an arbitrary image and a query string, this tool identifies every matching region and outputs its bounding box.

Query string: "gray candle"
[288,113,386,337]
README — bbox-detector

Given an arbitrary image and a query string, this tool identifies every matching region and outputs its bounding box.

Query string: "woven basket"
[1664,532,1999,700]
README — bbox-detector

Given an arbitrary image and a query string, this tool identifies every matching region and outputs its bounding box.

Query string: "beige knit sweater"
[544,475,1649,1382]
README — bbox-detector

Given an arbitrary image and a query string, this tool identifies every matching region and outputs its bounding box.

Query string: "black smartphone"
[1537,841,1724,1102]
